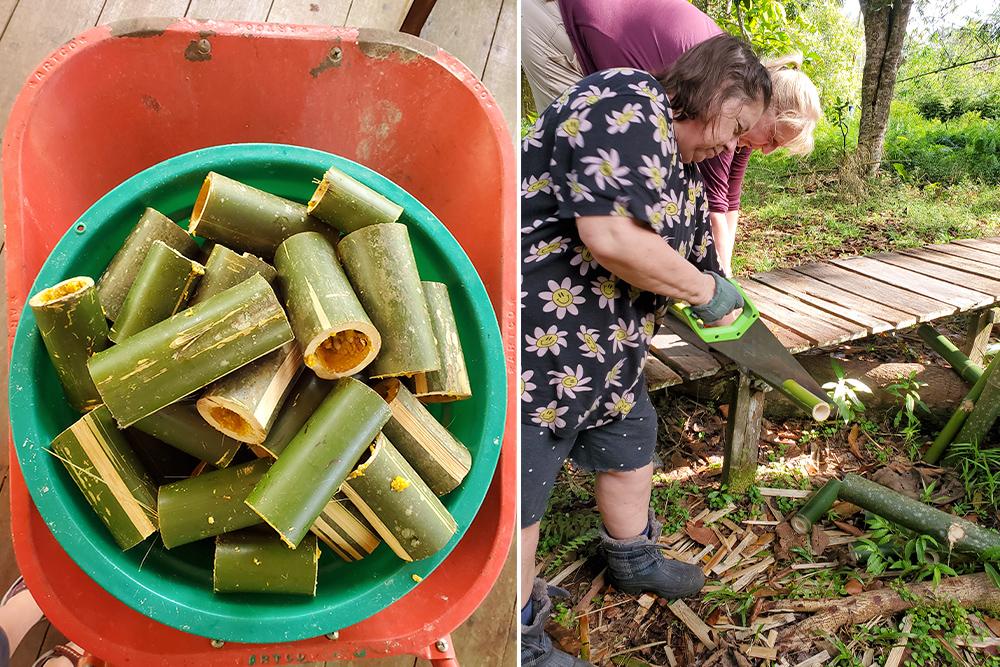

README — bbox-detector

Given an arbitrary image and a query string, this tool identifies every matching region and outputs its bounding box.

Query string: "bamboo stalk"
[187,172,332,259]
[411,281,471,402]
[51,406,158,550]
[125,429,199,485]
[158,458,271,548]
[197,342,303,444]
[780,380,831,421]
[245,377,390,548]
[311,494,381,562]
[96,208,199,321]
[925,353,1000,463]
[133,402,242,467]
[790,480,841,535]
[213,529,319,596]
[189,245,276,307]
[306,165,403,234]
[109,241,204,342]
[274,232,380,378]
[372,379,471,496]
[918,324,983,384]
[88,274,294,428]
[953,355,1000,450]
[29,277,110,412]
[342,434,458,562]
[255,373,332,459]
[337,223,440,378]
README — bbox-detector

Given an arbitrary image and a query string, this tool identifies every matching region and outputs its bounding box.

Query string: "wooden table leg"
[722,370,767,493]
[963,307,1000,366]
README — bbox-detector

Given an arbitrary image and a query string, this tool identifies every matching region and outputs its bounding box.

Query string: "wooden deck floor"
[0,2,517,665]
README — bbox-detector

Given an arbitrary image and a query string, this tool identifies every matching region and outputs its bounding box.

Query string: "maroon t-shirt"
[557,0,752,213]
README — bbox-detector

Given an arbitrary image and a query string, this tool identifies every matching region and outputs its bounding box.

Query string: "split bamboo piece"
[372,379,471,496]
[255,373,332,459]
[188,172,331,258]
[96,208,199,321]
[158,458,271,549]
[311,494,381,562]
[51,406,157,550]
[29,277,110,412]
[214,529,319,596]
[306,165,403,234]
[109,241,204,342]
[189,245,276,307]
[134,402,242,467]
[245,377,390,548]
[88,274,293,428]
[338,223,440,378]
[790,479,841,535]
[341,434,458,562]
[197,342,303,444]
[274,232,380,378]
[412,281,471,402]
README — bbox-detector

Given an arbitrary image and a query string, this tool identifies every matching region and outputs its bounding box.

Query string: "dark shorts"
[520,385,658,527]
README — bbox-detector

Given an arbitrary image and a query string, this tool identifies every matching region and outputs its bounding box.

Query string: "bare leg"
[520,522,541,612]
[595,462,655,539]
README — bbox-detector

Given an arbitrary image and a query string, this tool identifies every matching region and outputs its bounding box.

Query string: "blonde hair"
[762,53,821,155]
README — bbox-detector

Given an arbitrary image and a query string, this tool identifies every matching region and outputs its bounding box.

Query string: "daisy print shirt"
[521,68,721,437]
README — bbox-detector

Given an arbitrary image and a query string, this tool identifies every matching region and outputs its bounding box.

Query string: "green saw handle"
[670,279,759,343]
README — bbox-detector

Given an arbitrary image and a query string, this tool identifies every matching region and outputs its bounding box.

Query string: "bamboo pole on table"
[189,245,276,307]
[214,529,319,596]
[133,402,242,467]
[337,223,440,378]
[88,274,293,428]
[274,232,380,378]
[925,353,1000,463]
[51,406,158,550]
[411,281,471,402]
[306,165,403,234]
[254,373,332,459]
[311,494,381,562]
[918,324,983,385]
[29,277,110,413]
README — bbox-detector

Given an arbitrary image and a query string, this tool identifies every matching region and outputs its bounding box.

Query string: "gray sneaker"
[521,578,593,666]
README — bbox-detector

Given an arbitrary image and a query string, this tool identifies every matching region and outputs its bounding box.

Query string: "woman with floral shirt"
[520,35,770,667]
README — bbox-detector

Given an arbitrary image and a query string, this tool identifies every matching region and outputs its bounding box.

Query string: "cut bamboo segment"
[791,479,841,535]
[372,379,471,496]
[88,274,294,428]
[158,458,271,549]
[29,276,110,413]
[214,529,319,596]
[125,429,199,486]
[245,377,390,548]
[310,494,381,562]
[274,232,380,378]
[51,406,158,550]
[337,223,440,378]
[109,241,205,343]
[96,208,200,322]
[189,245,277,307]
[188,172,331,258]
[306,165,403,234]
[197,342,303,444]
[134,402,242,467]
[256,373,332,459]
[341,433,458,562]
[411,281,471,402]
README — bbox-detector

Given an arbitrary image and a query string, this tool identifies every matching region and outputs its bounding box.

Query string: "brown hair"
[659,34,772,123]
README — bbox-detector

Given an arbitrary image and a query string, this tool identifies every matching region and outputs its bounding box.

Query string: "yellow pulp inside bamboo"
[29,277,92,307]
[306,178,329,213]
[311,329,371,373]
[210,406,253,438]
[188,174,214,234]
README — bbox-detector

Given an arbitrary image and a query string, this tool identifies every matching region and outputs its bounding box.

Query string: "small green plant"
[650,479,698,533]
[551,600,575,629]
[703,585,757,625]
[947,440,1000,519]
[823,360,872,424]
[885,371,929,433]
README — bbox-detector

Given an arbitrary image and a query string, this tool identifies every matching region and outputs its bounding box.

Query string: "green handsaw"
[671,279,833,421]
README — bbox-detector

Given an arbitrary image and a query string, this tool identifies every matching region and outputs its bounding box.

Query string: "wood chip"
[703,544,729,575]
[743,520,780,526]
[721,518,742,533]
[884,614,914,667]
[731,557,775,592]
[668,599,717,650]
[690,544,714,565]
[633,593,657,624]
[743,533,776,560]
[740,645,778,660]
[766,629,778,648]
[664,645,678,667]
[549,558,585,587]
[862,648,874,666]
[714,531,759,574]
[759,487,810,498]
[793,650,831,667]
[790,561,837,570]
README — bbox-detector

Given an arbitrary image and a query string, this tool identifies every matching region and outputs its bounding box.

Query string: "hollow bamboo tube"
[411,282,471,402]
[29,277,110,413]
[213,530,319,596]
[109,241,204,342]
[189,245,277,307]
[88,274,294,428]
[96,208,199,321]
[341,434,458,562]
[157,458,271,549]
[245,377,390,548]
[337,223,440,378]
[790,479,841,535]
[306,165,403,234]
[310,494,381,562]
[255,373,332,459]
[372,379,471,496]
[781,380,831,421]
[274,232,380,378]
[133,402,242,467]
[918,324,983,385]
[187,172,331,259]
[51,406,158,550]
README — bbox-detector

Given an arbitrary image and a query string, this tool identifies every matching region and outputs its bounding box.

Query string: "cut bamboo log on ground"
[188,172,332,259]
[88,274,293,428]
[918,323,983,384]
[214,529,319,596]
[158,458,271,549]
[341,433,458,562]
[255,373,332,459]
[306,165,403,234]
[96,208,199,321]
[925,352,1000,463]
[125,429,199,486]
[791,480,841,535]
[134,402,242,467]
[189,245,276,307]
[412,281,471,402]
[274,232,380,378]
[338,223,440,378]
[109,241,204,342]
[372,378,471,496]
[245,377,390,548]
[952,352,1000,450]
[51,406,158,550]
[311,494,381,562]
[29,276,110,413]
[838,473,1000,556]
[197,342,303,444]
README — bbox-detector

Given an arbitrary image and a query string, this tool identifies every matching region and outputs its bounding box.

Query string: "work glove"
[690,271,743,324]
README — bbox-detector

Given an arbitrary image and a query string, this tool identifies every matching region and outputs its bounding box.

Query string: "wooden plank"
[644,355,683,391]
[98,0,190,23]
[345,0,414,30]
[951,237,1000,255]
[831,255,994,310]
[480,0,515,136]
[186,0,272,21]
[267,0,353,25]
[742,281,861,347]
[649,326,724,381]
[420,0,501,78]
[878,253,1000,297]
[923,242,1000,267]
[899,246,1000,281]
